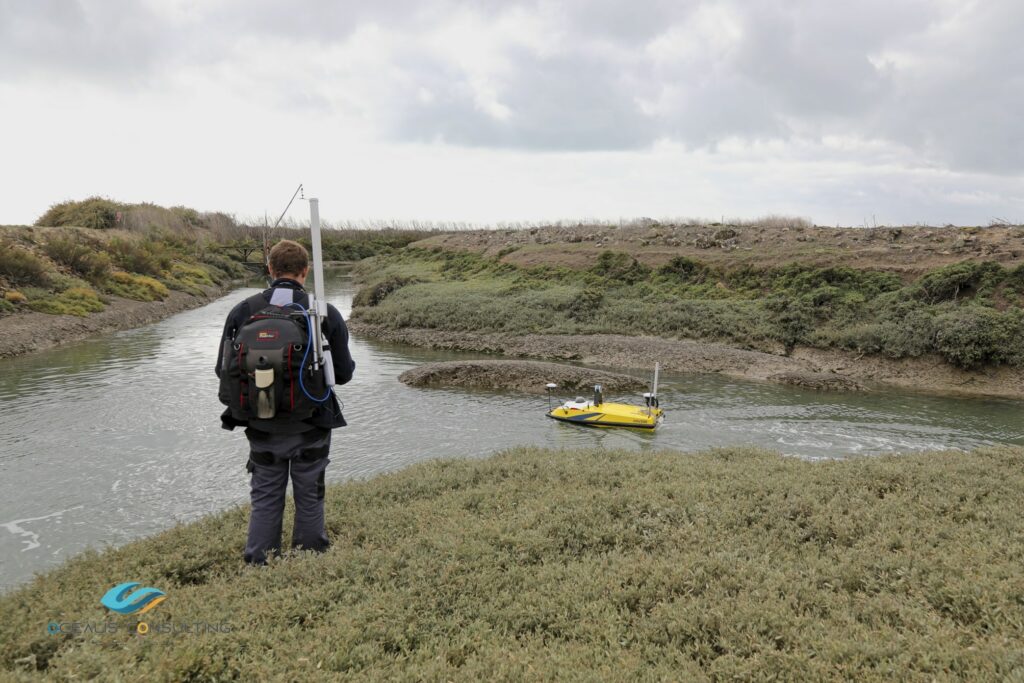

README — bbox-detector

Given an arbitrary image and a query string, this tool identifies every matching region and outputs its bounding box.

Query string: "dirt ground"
[399,359,646,394]
[352,322,1024,400]
[415,222,1024,275]
[0,285,230,359]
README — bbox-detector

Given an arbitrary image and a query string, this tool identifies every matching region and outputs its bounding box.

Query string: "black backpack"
[218,293,329,425]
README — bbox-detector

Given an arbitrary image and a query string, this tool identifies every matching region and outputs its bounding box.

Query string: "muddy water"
[2,266,1022,589]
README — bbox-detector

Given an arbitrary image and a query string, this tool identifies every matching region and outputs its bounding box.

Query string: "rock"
[712,228,738,241]
[767,372,864,392]
[399,360,647,395]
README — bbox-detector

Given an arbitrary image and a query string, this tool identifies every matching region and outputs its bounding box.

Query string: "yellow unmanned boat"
[545,364,664,430]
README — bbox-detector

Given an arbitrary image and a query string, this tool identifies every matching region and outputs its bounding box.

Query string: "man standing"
[215,239,355,565]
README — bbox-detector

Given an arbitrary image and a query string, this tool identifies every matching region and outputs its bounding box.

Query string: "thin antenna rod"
[272,183,304,230]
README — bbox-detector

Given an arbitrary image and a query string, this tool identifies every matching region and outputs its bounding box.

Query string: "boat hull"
[546,401,664,430]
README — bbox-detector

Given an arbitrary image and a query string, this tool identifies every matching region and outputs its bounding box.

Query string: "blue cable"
[283,302,333,404]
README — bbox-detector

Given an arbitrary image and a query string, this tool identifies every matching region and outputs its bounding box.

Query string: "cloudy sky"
[1,0,1021,226]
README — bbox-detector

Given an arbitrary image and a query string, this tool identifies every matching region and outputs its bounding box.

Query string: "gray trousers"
[243,428,331,565]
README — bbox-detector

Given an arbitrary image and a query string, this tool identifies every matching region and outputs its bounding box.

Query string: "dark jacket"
[215,278,355,433]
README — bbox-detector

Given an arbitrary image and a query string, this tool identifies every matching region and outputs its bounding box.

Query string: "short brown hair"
[268,240,309,277]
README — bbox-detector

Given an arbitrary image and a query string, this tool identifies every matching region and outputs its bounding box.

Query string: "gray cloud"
[0,0,172,84]
[2,0,1022,176]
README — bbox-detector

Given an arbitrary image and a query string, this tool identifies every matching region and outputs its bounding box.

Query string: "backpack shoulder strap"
[243,292,273,318]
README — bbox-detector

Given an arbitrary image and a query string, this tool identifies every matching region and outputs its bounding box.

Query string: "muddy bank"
[767,372,864,392]
[0,284,235,359]
[399,360,646,394]
[351,321,1024,400]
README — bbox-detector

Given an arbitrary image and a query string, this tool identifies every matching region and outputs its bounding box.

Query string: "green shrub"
[199,251,248,281]
[105,271,169,301]
[26,286,105,316]
[933,307,1024,369]
[169,262,214,287]
[162,262,216,296]
[658,256,709,283]
[107,238,163,276]
[352,276,418,307]
[36,197,123,229]
[827,322,884,355]
[770,265,901,299]
[591,251,650,284]
[765,295,815,353]
[567,285,604,322]
[916,261,1005,303]
[875,306,936,359]
[0,297,13,314]
[0,245,49,285]
[43,236,111,282]
[170,205,201,226]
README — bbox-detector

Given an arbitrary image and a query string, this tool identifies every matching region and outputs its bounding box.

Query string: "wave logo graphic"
[100,582,166,615]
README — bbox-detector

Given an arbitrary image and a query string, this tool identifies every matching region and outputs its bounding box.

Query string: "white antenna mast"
[307,196,335,387]
[644,362,660,416]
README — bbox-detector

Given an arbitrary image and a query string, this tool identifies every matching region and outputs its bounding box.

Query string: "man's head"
[268,240,310,284]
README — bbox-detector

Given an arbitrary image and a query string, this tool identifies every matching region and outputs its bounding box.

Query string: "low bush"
[932,307,1024,369]
[591,251,651,284]
[170,205,201,226]
[162,261,220,296]
[0,245,49,286]
[107,238,165,276]
[765,295,815,353]
[915,261,1004,303]
[567,285,604,322]
[105,271,169,301]
[43,235,111,282]
[198,251,249,282]
[352,276,419,308]
[658,255,709,283]
[26,286,105,317]
[36,197,123,230]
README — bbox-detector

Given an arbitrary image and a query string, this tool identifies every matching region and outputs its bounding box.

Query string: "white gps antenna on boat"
[545,383,558,411]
